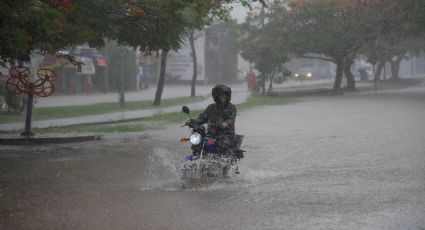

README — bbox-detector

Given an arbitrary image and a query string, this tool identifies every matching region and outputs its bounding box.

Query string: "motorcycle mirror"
[182,106,190,114]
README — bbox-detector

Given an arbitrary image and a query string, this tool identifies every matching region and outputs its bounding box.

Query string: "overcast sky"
[230,3,249,23]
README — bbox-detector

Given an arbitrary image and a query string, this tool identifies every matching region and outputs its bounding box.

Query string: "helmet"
[212,84,232,104]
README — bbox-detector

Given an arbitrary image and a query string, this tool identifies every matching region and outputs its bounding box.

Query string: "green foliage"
[36,122,147,133]
[0,0,269,66]
[111,0,186,52]
[238,3,291,94]
[0,86,26,113]
[0,1,61,64]
[34,109,204,133]
[32,94,297,134]
[0,0,108,65]
[363,1,425,66]
[287,0,379,60]
[402,0,425,27]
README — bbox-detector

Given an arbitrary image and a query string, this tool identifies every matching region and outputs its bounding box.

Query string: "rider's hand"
[185,119,193,126]
[221,122,229,129]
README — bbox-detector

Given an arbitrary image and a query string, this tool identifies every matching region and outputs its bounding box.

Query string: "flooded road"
[1,84,425,229]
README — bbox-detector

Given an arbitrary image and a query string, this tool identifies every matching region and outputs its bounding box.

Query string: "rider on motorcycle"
[185,84,237,155]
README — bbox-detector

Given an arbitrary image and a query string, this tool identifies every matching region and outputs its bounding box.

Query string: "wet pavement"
[0,82,424,229]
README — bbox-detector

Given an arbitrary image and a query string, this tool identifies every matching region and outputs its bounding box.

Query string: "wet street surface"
[1,84,425,229]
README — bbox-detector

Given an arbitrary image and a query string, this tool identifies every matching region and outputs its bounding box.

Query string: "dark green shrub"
[0,85,26,113]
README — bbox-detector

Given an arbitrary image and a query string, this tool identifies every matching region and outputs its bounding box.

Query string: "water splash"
[153,147,181,179]
[138,147,183,191]
[180,155,240,186]
[137,146,242,191]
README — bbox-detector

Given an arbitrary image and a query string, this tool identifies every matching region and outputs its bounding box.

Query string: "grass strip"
[237,94,299,111]
[0,96,204,124]
[33,95,297,133]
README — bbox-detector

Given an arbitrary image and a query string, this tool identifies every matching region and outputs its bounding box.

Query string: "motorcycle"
[179,106,245,180]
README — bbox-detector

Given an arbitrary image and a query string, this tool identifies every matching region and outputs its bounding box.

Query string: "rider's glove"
[221,122,230,129]
[185,119,194,127]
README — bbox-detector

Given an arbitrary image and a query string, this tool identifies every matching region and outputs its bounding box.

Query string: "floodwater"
[1,84,425,229]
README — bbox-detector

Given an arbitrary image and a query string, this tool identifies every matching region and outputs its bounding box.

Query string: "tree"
[401,0,425,28]
[185,4,232,98]
[182,4,215,98]
[238,3,290,95]
[104,0,189,105]
[177,1,266,98]
[0,0,77,65]
[286,0,381,91]
[188,29,201,97]
[356,0,425,82]
[0,0,121,66]
[0,0,267,105]
[112,0,265,105]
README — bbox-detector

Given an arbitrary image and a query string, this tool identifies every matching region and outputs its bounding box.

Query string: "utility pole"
[217,26,222,84]
[373,64,377,92]
[119,50,125,108]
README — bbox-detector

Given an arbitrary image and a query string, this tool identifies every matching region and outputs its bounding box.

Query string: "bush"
[0,85,27,114]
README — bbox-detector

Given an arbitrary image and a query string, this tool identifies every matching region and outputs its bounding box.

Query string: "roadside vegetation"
[361,78,424,91]
[237,1,425,94]
[0,96,204,124]
[32,95,297,133]
[237,94,298,111]
[29,76,422,134]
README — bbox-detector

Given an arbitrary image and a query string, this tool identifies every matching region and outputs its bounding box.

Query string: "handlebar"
[182,121,224,129]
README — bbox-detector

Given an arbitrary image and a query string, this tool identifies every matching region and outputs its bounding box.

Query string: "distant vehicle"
[292,67,335,80]
[293,67,316,80]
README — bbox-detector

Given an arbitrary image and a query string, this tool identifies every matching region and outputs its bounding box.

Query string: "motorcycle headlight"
[190,133,202,145]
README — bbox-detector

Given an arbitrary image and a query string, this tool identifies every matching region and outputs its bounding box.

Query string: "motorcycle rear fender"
[233,135,244,149]
[233,149,243,159]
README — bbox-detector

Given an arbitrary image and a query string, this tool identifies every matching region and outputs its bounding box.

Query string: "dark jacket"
[194,84,236,136]
[194,103,236,135]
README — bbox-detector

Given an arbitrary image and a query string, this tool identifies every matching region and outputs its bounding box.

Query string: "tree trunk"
[260,75,266,95]
[344,59,356,91]
[390,54,403,80]
[154,49,168,106]
[118,51,125,108]
[267,70,275,95]
[189,30,197,98]
[333,59,344,91]
[375,59,385,81]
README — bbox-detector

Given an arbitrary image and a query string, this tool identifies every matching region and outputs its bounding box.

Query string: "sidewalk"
[34,80,335,108]
[35,84,248,107]
[0,84,251,132]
